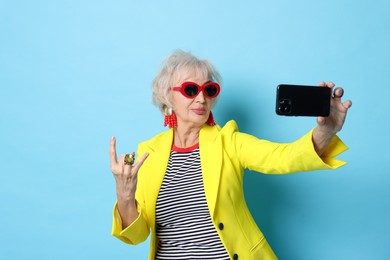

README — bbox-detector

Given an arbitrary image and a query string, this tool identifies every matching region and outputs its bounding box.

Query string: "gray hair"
[152,50,222,115]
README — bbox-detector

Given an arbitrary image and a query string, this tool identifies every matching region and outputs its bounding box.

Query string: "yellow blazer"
[112,120,348,259]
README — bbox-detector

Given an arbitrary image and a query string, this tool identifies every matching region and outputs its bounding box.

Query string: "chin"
[191,119,208,127]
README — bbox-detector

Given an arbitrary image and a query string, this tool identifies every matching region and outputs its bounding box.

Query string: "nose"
[194,90,206,103]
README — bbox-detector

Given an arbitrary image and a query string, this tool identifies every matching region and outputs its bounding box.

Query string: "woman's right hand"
[109,136,149,227]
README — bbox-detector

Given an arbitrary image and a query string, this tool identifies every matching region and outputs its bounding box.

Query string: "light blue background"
[1,0,389,259]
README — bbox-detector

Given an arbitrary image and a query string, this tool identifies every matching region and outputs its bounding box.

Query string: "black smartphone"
[276,84,331,116]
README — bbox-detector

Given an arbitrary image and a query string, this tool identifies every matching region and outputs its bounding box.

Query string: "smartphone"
[276,84,331,116]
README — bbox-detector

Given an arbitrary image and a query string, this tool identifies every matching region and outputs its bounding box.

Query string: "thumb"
[317,116,326,125]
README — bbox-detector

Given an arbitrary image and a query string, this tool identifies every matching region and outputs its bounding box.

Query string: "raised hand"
[316,81,352,134]
[312,82,352,155]
[109,136,149,228]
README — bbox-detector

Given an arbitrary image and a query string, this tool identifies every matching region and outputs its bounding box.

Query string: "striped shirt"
[155,144,230,260]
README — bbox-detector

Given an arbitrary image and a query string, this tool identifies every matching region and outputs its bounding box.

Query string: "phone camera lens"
[279,99,292,114]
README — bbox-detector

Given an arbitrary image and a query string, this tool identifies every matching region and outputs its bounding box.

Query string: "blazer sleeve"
[111,144,151,245]
[222,120,348,174]
[111,201,150,245]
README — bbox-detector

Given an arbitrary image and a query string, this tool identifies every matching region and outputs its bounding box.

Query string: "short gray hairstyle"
[152,50,222,115]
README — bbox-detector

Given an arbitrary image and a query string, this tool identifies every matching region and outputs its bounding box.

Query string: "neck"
[173,124,202,148]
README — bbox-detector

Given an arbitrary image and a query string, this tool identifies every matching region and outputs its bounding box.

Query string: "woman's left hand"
[316,81,352,135]
[312,82,352,155]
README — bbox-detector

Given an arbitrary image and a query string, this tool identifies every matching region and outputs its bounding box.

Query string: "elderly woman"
[109,50,352,260]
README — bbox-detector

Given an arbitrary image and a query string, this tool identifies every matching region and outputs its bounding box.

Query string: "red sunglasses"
[171,81,220,99]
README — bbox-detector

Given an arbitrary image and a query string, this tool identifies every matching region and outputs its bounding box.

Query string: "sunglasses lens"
[183,84,199,97]
[204,85,218,97]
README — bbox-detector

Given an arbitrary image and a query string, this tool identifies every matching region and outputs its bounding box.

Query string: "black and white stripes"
[155,146,230,259]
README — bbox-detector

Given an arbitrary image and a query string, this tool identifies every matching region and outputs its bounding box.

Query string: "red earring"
[207,111,216,126]
[164,108,177,128]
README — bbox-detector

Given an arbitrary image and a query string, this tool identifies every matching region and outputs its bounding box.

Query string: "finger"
[318,81,327,87]
[318,81,334,92]
[132,152,149,173]
[343,99,352,109]
[326,82,335,89]
[333,87,344,98]
[119,154,126,168]
[110,136,118,167]
[123,162,132,175]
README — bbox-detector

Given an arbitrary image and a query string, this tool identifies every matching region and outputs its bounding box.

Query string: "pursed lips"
[191,108,207,115]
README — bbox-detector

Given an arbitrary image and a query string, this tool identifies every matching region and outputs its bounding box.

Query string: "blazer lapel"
[199,124,223,218]
[142,129,173,225]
